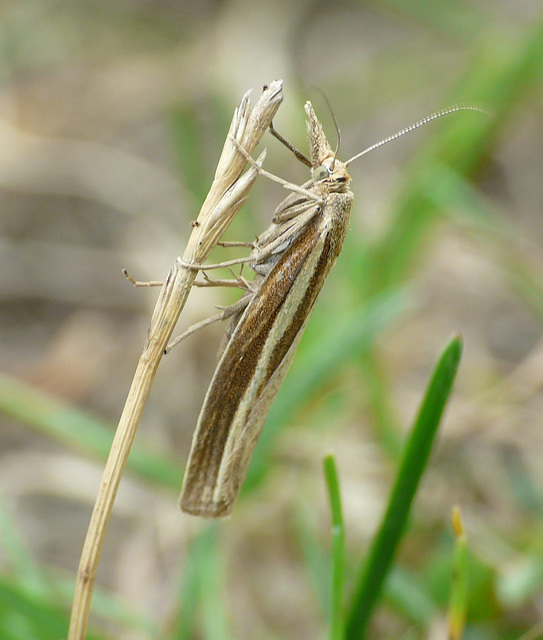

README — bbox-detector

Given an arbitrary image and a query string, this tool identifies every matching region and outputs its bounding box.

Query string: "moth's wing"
[254,199,321,269]
[271,178,314,223]
[179,214,330,518]
[179,315,309,518]
[209,317,309,513]
[216,289,254,360]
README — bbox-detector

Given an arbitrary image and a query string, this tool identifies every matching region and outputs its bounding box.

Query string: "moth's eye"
[313,165,329,181]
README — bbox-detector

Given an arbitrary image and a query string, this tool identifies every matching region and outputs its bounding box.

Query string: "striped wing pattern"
[180,192,352,516]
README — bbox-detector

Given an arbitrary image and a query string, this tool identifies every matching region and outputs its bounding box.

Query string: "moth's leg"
[122,269,164,287]
[194,268,252,291]
[123,264,251,291]
[193,277,245,288]
[269,120,311,167]
[178,255,254,271]
[165,294,252,353]
[218,240,255,249]
[229,135,321,202]
[178,242,257,275]
[125,261,253,351]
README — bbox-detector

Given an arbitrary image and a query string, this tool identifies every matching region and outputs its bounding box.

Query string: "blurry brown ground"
[1,1,543,638]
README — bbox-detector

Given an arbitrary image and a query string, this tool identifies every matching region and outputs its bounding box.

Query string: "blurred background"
[1,1,543,638]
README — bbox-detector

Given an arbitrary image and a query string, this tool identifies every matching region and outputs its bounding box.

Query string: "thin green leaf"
[0,577,102,640]
[323,455,346,640]
[174,528,208,640]
[296,506,329,616]
[0,495,49,597]
[363,16,543,296]
[0,372,182,489]
[199,525,230,640]
[174,525,230,640]
[384,567,437,626]
[345,334,463,640]
[56,575,159,638]
[358,351,403,461]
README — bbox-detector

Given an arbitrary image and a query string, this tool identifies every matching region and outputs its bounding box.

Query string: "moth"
[179,100,483,517]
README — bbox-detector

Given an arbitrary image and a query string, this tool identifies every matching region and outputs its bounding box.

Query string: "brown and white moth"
[179,101,350,517]
[179,100,483,517]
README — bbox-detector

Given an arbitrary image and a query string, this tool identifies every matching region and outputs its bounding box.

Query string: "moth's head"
[305,101,351,191]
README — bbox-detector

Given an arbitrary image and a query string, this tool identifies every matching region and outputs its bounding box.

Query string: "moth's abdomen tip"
[179,497,233,519]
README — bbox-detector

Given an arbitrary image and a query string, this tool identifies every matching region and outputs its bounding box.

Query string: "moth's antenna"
[269,121,312,167]
[345,103,488,167]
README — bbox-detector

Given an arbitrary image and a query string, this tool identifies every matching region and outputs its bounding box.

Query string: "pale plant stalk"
[67,80,283,640]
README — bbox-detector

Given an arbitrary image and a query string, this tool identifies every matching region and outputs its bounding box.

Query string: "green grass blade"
[0,494,49,597]
[197,525,230,640]
[296,505,329,616]
[364,15,543,296]
[173,525,230,640]
[0,371,182,489]
[345,334,463,640]
[324,455,346,640]
[0,577,102,640]
[174,527,210,640]
[384,567,437,626]
[358,351,403,460]
[55,575,159,638]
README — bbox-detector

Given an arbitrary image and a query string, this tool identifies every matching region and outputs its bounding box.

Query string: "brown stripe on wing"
[222,227,338,503]
[220,197,352,506]
[264,226,335,382]
[180,215,324,514]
